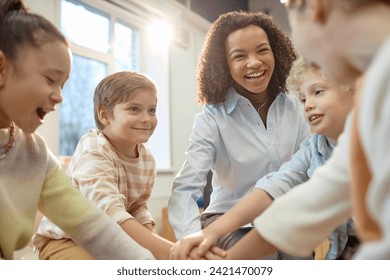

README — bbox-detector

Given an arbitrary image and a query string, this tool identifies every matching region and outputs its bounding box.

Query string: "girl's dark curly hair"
[197,10,297,104]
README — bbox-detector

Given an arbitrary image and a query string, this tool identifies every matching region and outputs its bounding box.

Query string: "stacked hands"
[169,230,227,260]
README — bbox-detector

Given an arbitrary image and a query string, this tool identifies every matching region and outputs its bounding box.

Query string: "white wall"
[24,0,209,234]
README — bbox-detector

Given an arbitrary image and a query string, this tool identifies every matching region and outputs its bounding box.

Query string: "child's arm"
[170,138,320,259]
[129,188,156,230]
[171,138,314,260]
[70,151,172,258]
[169,189,273,259]
[39,167,155,260]
[224,229,277,260]
[120,218,173,259]
[143,222,157,232]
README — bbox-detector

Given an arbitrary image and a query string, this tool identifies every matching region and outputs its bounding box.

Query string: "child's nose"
[305,100,315,111]
[51,88,63,104]
[140,111,151,122]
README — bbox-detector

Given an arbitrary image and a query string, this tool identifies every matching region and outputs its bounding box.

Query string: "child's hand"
[169,230,220,260]
[186,245,226,260]
[204,246,227,260]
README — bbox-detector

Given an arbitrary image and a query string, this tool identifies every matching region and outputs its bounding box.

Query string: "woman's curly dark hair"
[197,10,297,104]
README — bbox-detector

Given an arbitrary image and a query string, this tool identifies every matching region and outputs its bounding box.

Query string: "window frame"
[54,0,172,170]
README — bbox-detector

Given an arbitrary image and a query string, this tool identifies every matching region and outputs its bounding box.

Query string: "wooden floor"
[314,239,330,260]
[161,207,177,242]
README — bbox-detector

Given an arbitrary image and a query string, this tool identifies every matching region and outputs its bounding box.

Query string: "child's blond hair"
[286,57,322,97]
[286,57,354,97]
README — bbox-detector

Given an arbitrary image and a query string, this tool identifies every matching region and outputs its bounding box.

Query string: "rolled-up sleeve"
[253,131,352,257]
[255,140,311,199]
[71,151,133,224]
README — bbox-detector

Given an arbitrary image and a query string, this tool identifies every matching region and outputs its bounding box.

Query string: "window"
[60,55,107,155]
[61,0,110,53]
[59,0,171,169]
[115,21,140,71]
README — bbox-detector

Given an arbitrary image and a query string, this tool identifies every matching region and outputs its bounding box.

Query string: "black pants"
[336,235,360,260]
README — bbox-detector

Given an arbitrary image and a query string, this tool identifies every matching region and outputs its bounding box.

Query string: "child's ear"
[311,0,329,24]
[0,51,8,87]
[98,107,110,126]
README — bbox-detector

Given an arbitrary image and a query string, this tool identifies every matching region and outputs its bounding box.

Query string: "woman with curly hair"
[216,0,390,260]
[168,11,310,259]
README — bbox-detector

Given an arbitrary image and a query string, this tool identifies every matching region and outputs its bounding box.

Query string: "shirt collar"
[317,135,334,157]
[223,86,289,115]
[223,87,242,115]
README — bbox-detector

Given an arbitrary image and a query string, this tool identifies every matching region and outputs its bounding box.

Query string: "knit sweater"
[0,126,154,260]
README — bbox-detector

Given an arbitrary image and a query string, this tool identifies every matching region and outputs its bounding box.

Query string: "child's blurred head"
[287,57,354,141]
[0,0,71,132]
[284,0,377,86]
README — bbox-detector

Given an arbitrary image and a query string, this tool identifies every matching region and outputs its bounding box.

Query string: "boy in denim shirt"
[170,57,357,260]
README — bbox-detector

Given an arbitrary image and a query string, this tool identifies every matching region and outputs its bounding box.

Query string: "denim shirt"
[255,134,356,259]
[168,87,310,239]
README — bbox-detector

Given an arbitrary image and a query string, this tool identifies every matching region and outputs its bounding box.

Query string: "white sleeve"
[355,41,390,259]
[168,113,217,239]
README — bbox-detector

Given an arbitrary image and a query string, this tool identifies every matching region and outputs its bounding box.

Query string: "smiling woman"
[167,10,310,259]
[225,25,275,112]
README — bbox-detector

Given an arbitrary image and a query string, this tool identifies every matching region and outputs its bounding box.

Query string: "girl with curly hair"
[168,11,310,259]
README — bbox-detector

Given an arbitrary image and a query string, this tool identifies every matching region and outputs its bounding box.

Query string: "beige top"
[35,129,156,243]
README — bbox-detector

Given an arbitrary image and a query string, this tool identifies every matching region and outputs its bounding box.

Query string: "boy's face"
[102,89,157,157]
[225,25,275,94]
[298,70,353,141]
[0,41,71,132]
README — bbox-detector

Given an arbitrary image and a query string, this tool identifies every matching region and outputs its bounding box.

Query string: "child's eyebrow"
[46,68,66,75]
[123,102,157,107]
[308,82,327,91]
[46,68,69,82]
